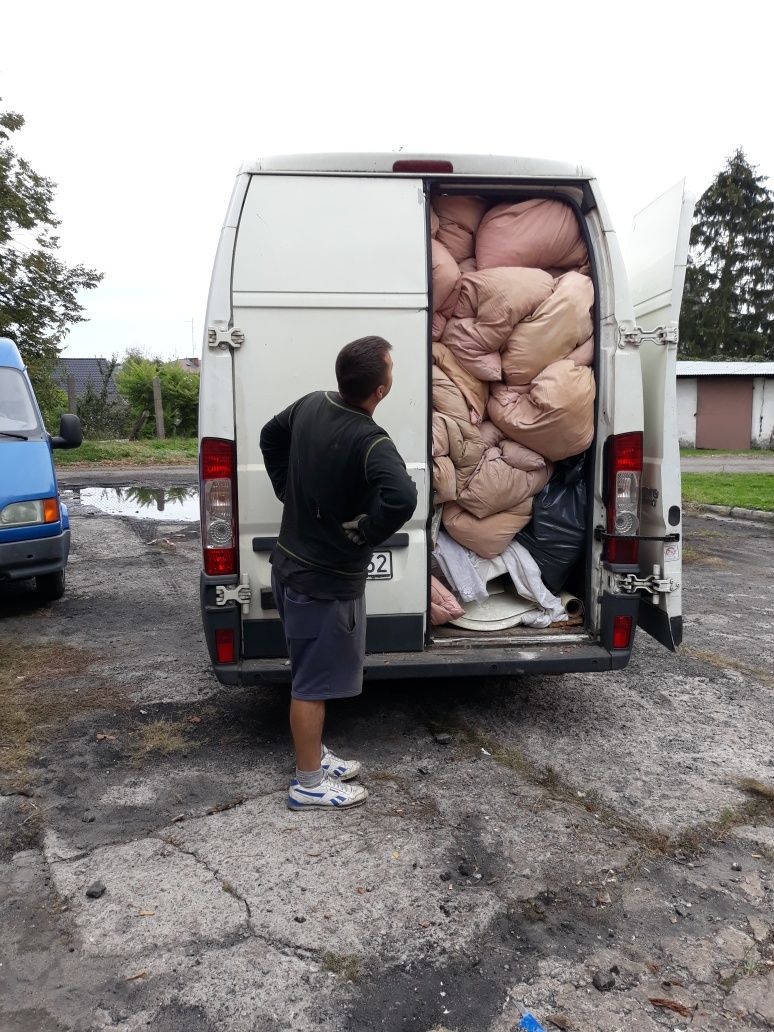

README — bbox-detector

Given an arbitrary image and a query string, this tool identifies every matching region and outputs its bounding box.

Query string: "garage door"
[695,377,752,449]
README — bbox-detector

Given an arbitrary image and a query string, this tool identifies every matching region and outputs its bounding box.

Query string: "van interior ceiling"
[426,185,597,647]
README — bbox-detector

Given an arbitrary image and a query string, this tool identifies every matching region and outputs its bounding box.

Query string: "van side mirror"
[50,413,83,450]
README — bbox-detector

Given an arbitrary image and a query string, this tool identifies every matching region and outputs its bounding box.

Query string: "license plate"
[367,550,393,581]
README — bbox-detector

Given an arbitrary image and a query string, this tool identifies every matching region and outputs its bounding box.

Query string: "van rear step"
[217,639,627,685]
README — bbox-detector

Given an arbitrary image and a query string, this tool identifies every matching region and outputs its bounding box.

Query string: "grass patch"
[739,778,774,802]
[321,952,362,983]
[682,473,774,511]
[0,640,102,781]
[428,719,671,854]
[54,438,198,467]
[130,720,190,758]
[682,545,724,566]
[433,719,774,862]
[681,647,774,689]
[718,949,768,991]
[680,448,766,457]
[668,778,774,859]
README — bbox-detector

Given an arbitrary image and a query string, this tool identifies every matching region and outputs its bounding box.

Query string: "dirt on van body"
[1,480,773,1032]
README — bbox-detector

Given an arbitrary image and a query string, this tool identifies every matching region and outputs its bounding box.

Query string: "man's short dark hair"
[335,336,392,402]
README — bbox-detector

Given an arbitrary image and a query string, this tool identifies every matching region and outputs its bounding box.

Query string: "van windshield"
[0,368,42,437]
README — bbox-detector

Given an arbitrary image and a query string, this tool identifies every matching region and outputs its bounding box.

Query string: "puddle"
[62,486,200,522]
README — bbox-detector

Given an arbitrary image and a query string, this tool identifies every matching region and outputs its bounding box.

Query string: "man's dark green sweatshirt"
[259,391,418,599]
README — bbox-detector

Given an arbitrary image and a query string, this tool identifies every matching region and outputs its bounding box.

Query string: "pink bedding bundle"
[431,413,457,505]
[432,195,488,261]
[441,267,554,382]
[501,271,594,386]
[431,239,462,339]
[488,360,595,462]
[429,193,596,562]
[479,420,504,448]
[476,198,588,271]
[432,342,489,425]
[457,444,552,519]
[442,500,533,559]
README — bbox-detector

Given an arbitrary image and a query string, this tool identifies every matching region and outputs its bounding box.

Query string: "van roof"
[677,361,774,377]
[0,337,23,370]
[239,153,592,178]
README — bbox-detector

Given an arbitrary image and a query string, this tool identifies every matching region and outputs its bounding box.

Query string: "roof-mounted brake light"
[392,159,454,174]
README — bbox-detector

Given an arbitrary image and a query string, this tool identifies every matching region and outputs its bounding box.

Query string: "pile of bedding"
[429,195,595,623]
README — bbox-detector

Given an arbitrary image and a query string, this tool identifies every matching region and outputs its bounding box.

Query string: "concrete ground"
[681,454,774,473]
[0,475,772,1032]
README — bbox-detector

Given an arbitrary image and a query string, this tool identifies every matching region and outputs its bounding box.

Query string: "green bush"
[116,351,199,437]
[76,358,130,439]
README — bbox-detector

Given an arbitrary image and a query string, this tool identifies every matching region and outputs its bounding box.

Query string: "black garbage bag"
[516,455,587,594]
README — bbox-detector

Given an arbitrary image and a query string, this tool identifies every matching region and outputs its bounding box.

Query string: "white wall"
[752,377,774,447]
[677,377,697,446]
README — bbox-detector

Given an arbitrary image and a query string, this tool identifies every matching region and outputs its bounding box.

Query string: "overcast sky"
[2,0,772,361]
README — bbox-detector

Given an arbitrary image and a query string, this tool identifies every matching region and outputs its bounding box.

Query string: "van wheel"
[36,569,66,601]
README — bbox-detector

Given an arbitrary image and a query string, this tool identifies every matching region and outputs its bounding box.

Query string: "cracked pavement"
[1,482,773,1031]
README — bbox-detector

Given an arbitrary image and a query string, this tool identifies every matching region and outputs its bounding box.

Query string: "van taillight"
[200,437,237,576]
[612,615,633,650]
[215,629,236,664]
[605,432,643,565]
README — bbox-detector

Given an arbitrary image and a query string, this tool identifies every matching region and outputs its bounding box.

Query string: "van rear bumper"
[0,529,70,580]
[212,639,631,686]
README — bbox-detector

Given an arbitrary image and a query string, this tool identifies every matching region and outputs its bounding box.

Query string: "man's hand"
[341,515,368,545]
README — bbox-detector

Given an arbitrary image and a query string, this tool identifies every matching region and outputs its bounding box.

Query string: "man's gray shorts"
[272,571,366,701]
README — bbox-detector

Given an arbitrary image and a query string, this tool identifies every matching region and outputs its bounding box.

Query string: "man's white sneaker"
[321,746,361,782]
[287,774,368,810]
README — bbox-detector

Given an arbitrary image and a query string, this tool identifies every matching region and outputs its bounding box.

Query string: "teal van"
[0,337,82,600]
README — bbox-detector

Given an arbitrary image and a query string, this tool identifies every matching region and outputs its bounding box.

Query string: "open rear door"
[627,180,695,650]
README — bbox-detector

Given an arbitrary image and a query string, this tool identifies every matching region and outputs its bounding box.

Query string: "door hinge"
[617,565,677,596]
[207,325,245,350]
[215,575,252,612]
[618,322,679,349]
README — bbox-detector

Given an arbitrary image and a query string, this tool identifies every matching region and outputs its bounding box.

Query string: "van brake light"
[605,432,643,565]
[392,159,454,174]
[200,438,238,576]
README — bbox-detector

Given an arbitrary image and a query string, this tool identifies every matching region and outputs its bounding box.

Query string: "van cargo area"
[198,155,692,684]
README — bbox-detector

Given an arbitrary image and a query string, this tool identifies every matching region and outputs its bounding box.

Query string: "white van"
[198,153,693,686]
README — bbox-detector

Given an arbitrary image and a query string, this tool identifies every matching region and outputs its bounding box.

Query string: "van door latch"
[595,526,679,543]
[618,323,679,349]
[207,325,245,350]
[215,576,252,612]
[617,566,677,595]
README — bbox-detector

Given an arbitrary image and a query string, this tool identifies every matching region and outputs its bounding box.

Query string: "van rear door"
[230,174,429,657]
[626,179,695,650]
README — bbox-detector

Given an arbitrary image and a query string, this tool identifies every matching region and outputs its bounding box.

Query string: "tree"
[116,352,199,437]
[0,104,102,423]
[680,149,774,360]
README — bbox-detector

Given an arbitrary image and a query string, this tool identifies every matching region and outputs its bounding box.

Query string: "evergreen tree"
[680,149,774,360]
[0,104,102,421]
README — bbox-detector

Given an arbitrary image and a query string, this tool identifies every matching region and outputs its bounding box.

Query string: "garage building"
[676,361,774,449]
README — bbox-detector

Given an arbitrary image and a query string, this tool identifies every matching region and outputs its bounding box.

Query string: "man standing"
[260,336,417,810]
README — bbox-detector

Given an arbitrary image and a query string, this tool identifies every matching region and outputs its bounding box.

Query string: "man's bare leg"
[290,698,325,773]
